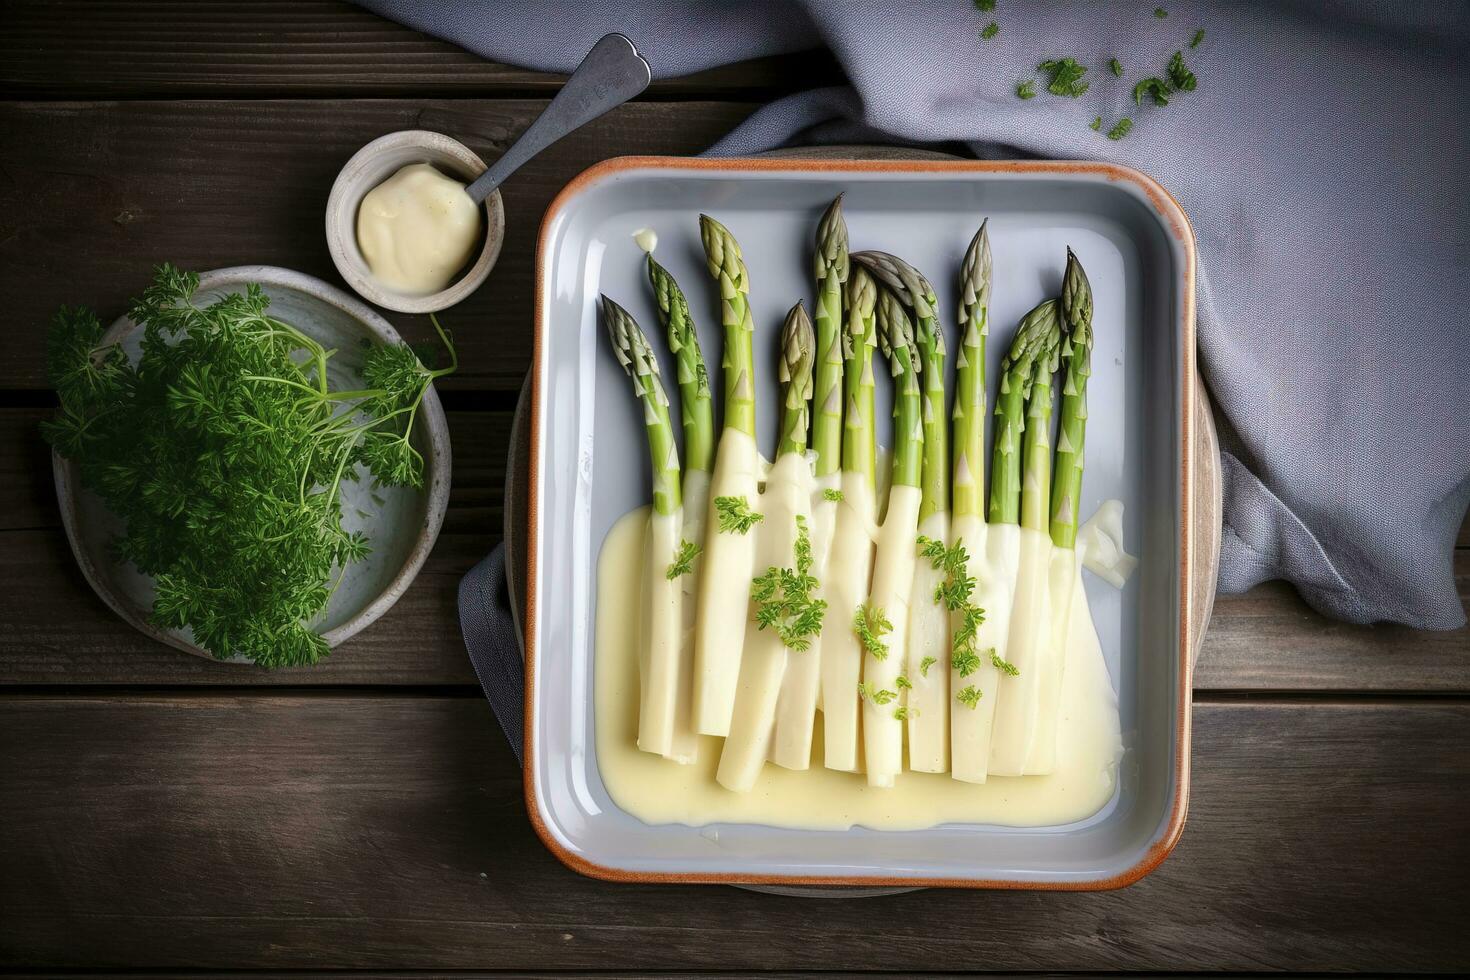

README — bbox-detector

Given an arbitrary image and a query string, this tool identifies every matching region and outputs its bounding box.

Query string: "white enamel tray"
[524,156,1200,889]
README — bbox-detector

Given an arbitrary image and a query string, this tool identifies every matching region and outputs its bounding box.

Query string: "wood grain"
[0,99,755,392]
[2,408,1465,688]
[0,1,841,100]
[1,695,1464,972]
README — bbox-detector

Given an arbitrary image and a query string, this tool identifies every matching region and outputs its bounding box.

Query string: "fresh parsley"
[1016,79,1037,100]
[666,539,701,580]
[715,495,763,534]
[972,0,996,10]
[1108,117,1134,140]
[822,487,844,502]
[957,685,983,709]
[920,655,938,677]
[894,705,916,721]
[1133,76,1172,106]
[1190,28,1205,48]
[751,515,827,651]
[982,21,998,39]
[1167,50,1197,91]
[1091,116,1104,131]
[858,681,897,705]
[1109,57,1124,77]
[916,534,1016,682]
[43,264,456,667]
[854,602,893,659]
[1039,57,1090,97]
[1155,7,1168,17]
[895,672,912,690]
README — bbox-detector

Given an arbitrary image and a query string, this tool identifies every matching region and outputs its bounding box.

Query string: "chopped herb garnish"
[1090,116,1103,131]
[1016,79,1037,100]
[1108,117,1134,140]
[894,705,916,722]
[751,515,826,651]
[1039,57,1090,97]
[991,648,1020,676]
[666,539,701,580]
[1190,28,1205,48]
[1133,76,1172,106]
[920,655,938,677]
[1167,50,1197,91]
[973,0,996,10]
[918,535,1004,683]
[895,672,912,690]
[715,495,763,534]
[957,685,983,709]
[857,681,897,706]
[953,648,982,678]
[854,602,893,659]
[1155,7,1168,17]
[1109,57,1123,77]
[822,487,844,502]
[982,21,999,39]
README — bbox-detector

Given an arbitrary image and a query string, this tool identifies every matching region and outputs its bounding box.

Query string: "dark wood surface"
[1,3,1467,974]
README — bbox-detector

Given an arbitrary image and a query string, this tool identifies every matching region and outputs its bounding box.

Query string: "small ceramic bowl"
[53,265,452,666]
[326,129,505,314]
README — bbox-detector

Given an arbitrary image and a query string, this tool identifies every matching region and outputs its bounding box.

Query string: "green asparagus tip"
[851,250,937,323]
[601,295,667,402]
[1062,249,1094,338]
[816,194,850,283]
[959,221,993,328]
[846,265,878,344]
[780,301,816,404]
[698,213,749,295]
[875,289,920,380]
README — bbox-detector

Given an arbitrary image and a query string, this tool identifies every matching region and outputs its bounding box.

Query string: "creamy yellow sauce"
[355,163,480,295]
[595,506,1123,831]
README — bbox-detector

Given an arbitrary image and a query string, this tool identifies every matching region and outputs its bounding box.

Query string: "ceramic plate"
[53,265,451,665]
[526,157,1197,888]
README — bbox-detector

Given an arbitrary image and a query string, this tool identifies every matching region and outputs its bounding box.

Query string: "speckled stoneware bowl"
[326,129,505,313]
[52,266,452,666]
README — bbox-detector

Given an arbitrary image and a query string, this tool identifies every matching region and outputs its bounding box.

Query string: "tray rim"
[524,155,1197,890]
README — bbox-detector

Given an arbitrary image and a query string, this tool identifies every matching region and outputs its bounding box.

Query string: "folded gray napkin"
[364,0,1469,631]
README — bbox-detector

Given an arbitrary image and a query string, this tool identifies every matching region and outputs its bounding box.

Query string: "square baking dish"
[525,156,1196,889]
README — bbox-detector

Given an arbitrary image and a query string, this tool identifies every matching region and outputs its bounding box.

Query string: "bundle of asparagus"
[604,203,1099,789]
[771,196,849,771]
[717,304,821,791]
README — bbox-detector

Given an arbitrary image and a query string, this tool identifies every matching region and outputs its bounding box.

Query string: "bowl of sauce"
[326,129,505,313]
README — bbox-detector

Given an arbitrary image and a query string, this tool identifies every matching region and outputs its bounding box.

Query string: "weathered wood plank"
[0,99,755,392]
[1,696,1463,972]
[0,1,840,100]
[1193,549,1470,691]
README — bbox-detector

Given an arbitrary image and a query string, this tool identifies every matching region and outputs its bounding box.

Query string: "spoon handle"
[466,33,651,204]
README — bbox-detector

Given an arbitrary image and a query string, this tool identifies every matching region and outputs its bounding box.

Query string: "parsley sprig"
[858,681,897,705]
[1038,57,1090,97]
[915,535,1018,688]
[751,515,827,651]
[666,539,701,580]
[715,495,763,534]
[44,264,456,667]
[854,602,893,659]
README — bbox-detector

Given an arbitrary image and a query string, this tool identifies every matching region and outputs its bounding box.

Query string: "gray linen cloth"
[366,0,1470,634]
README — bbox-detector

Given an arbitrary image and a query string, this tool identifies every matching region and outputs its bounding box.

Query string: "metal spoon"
[465,33,651,204]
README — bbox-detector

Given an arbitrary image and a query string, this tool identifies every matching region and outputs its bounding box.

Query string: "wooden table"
[2,3,1466,974]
